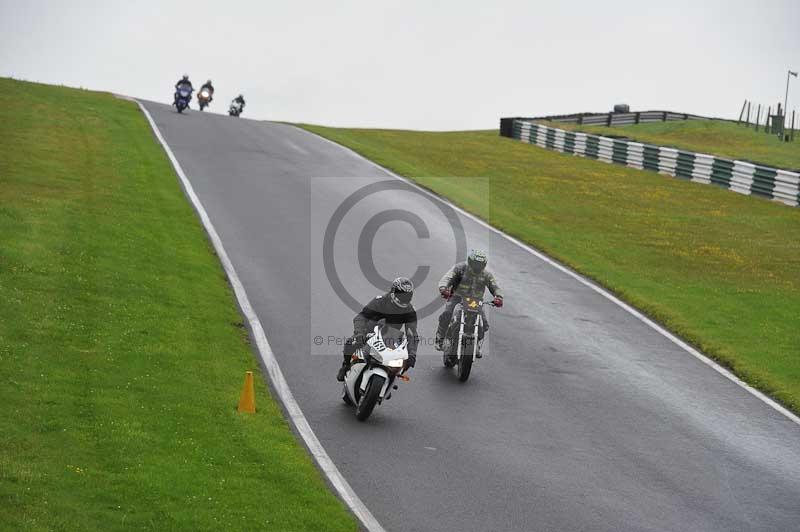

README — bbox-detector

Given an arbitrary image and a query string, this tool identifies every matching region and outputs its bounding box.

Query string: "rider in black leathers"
[199,79,214,102]
[337,277,419,381]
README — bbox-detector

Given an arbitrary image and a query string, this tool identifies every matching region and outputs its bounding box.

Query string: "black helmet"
[182,74,189,80]
[389,277,414,308]
[206,79,212,85]
[467,249,488,273]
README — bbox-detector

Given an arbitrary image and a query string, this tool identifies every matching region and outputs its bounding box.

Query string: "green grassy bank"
[0,78,356,532]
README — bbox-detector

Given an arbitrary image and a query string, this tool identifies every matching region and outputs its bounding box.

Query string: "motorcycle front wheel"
[355,375,385,421]
[456,339,474,382]
[342,390,354,405]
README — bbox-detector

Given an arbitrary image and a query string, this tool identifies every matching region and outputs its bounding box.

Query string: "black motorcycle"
[442,297,496,382]
[197,88,213,111]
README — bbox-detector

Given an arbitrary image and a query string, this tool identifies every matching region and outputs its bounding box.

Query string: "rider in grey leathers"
[435,249,503,352]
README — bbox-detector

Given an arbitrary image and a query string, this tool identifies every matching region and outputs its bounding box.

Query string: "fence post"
[746,101,751,127]
[635,112,640,124]
[766,107,771,134]
[755,104,761,131]
[737,99,747,124]
[606,112,612,126]
[662,111,668,121]
[578,115,583,125]
[792,110,796,141]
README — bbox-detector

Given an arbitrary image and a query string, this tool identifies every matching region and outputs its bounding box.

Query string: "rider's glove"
[440,287,452,300]
[353,334,366,347]
[403,358,414,372]
[492,296,504,308]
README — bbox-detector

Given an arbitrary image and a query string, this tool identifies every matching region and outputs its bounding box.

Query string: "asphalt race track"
[140,100,800,532]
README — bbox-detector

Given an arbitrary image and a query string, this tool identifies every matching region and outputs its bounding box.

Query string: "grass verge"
[544,119,800,170]
[298,124,800,415]
[0,78,356,532]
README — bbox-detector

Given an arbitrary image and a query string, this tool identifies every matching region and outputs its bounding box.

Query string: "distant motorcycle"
[228,100,244,117]
[174,85,193,113]
[342,324,409,421]
[442,297,497,382]
[197,88,213,111]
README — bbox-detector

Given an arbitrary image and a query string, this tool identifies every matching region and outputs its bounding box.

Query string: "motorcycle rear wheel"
[355,375,385,421]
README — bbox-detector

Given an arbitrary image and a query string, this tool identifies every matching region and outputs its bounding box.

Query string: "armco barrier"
[533,110,709,127]
[505,119,800,207]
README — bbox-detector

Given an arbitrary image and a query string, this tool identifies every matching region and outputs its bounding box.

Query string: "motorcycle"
[343,324,409,421]
[197,88,213,111]
[442,297,497,382]
[228,100,244,117]
[174,85,193,113]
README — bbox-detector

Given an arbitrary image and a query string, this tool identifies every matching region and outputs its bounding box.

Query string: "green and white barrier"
[503,119,800,207]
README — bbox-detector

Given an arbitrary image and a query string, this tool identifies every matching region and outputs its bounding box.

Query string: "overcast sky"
[1,0,798,130]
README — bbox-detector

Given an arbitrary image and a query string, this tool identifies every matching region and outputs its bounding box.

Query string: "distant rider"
[435,249,503,354]
[199,79,214,102]
[174,74,194,104]
[337,277,419,381]
[233,94,245,112]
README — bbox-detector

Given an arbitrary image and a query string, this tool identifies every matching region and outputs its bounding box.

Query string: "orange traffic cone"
[237,371,256,413]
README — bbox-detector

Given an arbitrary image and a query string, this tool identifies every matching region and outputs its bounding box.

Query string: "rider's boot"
[336,361,350,382]
[434,320,447,351]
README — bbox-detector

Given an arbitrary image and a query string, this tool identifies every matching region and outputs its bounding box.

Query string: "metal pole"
[746,101,751,127]
[738,99,747,124]
[792,110,796,141]
[786,72,791,130]
[787,70,798,132]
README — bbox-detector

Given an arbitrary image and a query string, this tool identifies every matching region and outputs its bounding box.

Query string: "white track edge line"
[292,125,800,427]
[135,102,387,532]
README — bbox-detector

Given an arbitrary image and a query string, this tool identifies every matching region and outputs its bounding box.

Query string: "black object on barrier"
[499,118,516,138]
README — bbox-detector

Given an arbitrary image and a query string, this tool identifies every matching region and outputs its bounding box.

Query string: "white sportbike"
[228,100,243,117]
[343,325,409,421]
